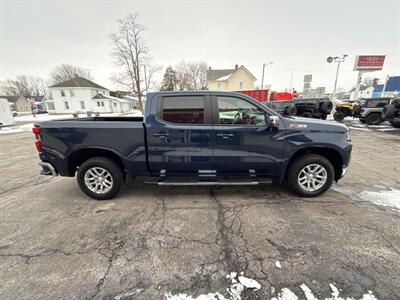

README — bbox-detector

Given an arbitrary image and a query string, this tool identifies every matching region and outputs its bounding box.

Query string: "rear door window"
[161,96,206,124]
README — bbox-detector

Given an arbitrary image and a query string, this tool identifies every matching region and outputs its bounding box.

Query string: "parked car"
[264,100,297,116]
[33,91,352,200]
[382,98,400,128]
[293,98,333,120]
[352,97,393,125]
[333,101,355,122]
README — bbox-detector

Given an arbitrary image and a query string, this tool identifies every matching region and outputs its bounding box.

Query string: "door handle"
[217,133,234,138]
[152,132,169,138]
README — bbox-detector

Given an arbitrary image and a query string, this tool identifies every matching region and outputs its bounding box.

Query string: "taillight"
[32,127,42,152]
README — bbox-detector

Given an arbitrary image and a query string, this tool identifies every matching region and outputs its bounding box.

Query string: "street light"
[327,54,348,101]
[261,61,273,90]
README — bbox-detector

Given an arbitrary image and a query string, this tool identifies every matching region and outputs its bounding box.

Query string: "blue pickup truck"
[33,91,352,200]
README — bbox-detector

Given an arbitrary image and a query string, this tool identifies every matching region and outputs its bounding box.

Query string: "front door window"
[217,96,266,125]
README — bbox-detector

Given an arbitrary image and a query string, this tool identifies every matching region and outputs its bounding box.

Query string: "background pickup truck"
[34,91,352,200]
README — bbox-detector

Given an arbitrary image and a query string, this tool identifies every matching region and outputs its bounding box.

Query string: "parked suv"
[293,98,333,120]
[352,97,393,125]
[264,100,297,116]
[382,98,400,128]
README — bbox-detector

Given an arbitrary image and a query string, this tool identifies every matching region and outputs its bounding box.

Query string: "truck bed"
[36,117,148,177]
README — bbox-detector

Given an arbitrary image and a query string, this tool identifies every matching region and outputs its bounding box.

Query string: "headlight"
[346,130,351,142]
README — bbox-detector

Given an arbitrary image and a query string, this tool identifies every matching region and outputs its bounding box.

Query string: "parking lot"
[0,124,399,299]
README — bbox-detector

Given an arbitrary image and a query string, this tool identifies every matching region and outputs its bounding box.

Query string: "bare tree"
[0,75,45,96]
[109,14,160,110]
[49,64,93,85]
[174,60,208,90]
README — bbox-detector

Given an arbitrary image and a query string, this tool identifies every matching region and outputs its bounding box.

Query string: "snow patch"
[165,274,377,300]
[300,284,317,300]
[165,272,260,300]
[271,288,298,300]
[275,261,282,269]
[359,188,400,210]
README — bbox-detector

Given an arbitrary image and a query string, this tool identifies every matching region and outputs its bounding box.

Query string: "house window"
[161,96,205,124]
[114,103,117,107]
[217,82,221,88]
[61,90,66,97]
[70,90,75,97]
[80,101,85,109]
[64,101,69,110]
[239,82,243,89]
[101,102,104,107]
[97,102,100,107]
[96,90,99,94]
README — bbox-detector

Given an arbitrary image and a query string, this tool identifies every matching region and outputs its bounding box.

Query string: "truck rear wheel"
[77,157,124,200]
[287,154,334,197]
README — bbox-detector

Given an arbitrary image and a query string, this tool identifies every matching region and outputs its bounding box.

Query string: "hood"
[283,116,349,133]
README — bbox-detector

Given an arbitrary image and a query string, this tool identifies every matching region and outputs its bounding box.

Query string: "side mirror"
[268,115,280,128]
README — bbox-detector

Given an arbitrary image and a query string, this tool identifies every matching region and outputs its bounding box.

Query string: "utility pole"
[261,61,273,90]
[327,54,348,102]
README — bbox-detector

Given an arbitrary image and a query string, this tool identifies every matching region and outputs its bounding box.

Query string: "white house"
[44,75,130,114]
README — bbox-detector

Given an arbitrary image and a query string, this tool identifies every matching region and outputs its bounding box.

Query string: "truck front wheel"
[77,157,124,200]
[287,154,334,197]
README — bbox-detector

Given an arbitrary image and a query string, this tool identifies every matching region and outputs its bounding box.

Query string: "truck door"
[212,94,285,177]
[146,94,214,176]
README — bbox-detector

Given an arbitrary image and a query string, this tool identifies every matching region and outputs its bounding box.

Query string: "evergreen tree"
[160,66,177,91]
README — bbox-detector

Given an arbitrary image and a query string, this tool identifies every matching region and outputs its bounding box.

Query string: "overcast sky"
[0,0,399,92]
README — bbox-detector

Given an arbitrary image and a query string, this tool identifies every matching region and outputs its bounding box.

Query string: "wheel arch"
[283,147,343,182]
[68,147,126,176]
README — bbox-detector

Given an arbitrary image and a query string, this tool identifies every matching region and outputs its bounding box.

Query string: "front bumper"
[341,166,348,178]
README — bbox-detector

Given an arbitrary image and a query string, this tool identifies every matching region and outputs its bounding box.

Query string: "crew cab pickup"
[33,91,352,200]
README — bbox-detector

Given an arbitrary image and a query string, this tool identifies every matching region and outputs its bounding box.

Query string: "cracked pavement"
[0,129,399,299]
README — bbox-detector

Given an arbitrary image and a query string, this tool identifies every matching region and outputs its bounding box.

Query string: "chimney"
[209,67,212,70]
[235,64,239,70]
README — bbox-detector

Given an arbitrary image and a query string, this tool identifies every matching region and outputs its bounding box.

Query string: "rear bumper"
[39,161,58,176]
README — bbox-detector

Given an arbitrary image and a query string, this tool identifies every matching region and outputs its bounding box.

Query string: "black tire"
[334,111,345,122]
[286,154,334,197]
[302,111,313,118]
[389,120,400,128]
[321,114,327,120]
[77,157,124,200]
[382,104,395,120]
[320,101,333,114]
[360,119,366,123]
[365,113,383,125]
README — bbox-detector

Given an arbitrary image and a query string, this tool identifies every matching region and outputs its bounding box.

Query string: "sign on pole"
[354,55,385,71]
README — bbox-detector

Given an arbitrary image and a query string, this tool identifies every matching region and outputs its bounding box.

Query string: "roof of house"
[49,76,108,90]
[207,65,257,82]
[0,96,24,103]
[207,68,237,81]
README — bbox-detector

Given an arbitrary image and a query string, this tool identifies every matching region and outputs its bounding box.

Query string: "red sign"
[354,55,385,71]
